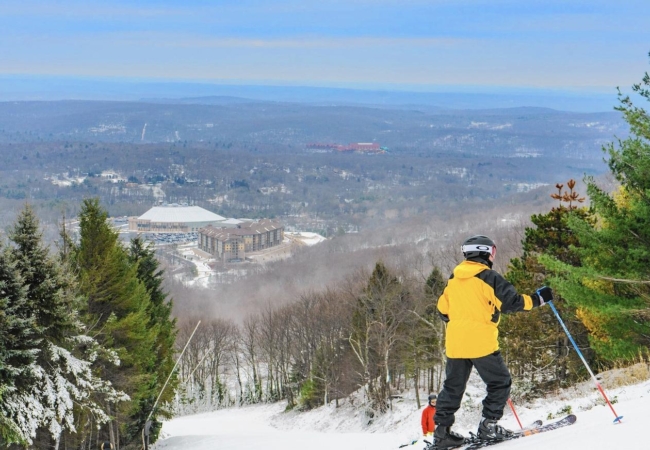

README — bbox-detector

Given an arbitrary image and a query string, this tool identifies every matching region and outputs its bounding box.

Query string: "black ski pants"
[434,351,511,427]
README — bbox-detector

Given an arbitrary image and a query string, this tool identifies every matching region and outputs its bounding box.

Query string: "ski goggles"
[461,244,496,257]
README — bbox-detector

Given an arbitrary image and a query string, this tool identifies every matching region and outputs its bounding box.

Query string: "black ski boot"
[477,418,514,441]
[433,425,466,449]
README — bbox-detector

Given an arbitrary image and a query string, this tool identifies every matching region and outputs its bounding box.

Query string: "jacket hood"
[453,260,489,279]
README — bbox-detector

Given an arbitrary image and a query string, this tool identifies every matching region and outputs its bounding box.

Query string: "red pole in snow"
[507,398,523,430]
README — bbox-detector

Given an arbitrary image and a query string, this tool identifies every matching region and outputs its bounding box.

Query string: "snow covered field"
[285,231,327,246]
[153,364,650,450]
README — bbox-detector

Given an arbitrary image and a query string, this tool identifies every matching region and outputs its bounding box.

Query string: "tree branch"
[598,276,650,285]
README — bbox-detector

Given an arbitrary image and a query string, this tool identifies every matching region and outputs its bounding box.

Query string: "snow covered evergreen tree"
[0,246,36,447]
[3,205,127,448]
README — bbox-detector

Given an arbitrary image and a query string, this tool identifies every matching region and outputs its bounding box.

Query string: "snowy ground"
[285,231,327,246]
[153,364,650,450]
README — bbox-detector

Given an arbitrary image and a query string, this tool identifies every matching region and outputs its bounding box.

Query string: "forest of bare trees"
[172,261,450,418]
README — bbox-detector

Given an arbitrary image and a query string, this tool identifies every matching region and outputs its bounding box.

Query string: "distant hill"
[0,75,618,112]
[0,99,625,153]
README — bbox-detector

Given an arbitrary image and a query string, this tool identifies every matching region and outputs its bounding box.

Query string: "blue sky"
[1,0,649,93]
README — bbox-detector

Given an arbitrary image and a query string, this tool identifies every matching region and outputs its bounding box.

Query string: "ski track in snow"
[153,367,650,450]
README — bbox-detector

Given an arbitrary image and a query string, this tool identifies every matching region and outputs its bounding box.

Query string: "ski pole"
[507,398,523,429]
[544,293,623,424]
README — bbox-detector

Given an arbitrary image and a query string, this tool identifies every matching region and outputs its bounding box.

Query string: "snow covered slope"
[153,365,650,450]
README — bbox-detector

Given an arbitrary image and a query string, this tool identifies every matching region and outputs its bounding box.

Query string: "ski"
[525,419,543,429]
[421,421,542,449]
[462,414,576,449]
[424,416,573,450]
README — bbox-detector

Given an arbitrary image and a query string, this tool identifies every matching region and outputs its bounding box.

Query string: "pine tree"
[4,205,126,447]
[127,237,177,443]
[70,198,157,446]
[541,55,650,363]
[9,205,76,341]
[501,181,592,391]
[0,246,35,446]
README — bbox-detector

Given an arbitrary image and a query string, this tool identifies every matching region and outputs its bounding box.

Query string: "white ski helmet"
[461,235,496,259]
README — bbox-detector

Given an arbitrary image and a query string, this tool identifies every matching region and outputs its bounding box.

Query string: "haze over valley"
[0,94,623,319]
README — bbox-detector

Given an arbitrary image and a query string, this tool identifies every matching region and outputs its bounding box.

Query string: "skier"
[432,235,553,449]
[99,442,113,449]
[421,394,437,441]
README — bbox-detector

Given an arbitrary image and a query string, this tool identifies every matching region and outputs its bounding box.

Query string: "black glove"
[531,286,553,307]
[437,311,450,323]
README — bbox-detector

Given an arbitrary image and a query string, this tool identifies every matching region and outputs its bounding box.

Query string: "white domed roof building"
[128,205,227,233]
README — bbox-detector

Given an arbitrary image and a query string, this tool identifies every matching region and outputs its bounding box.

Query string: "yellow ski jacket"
[437,260,534,359]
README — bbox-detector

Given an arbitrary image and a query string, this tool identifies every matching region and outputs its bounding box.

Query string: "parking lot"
[142,232,198,246]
